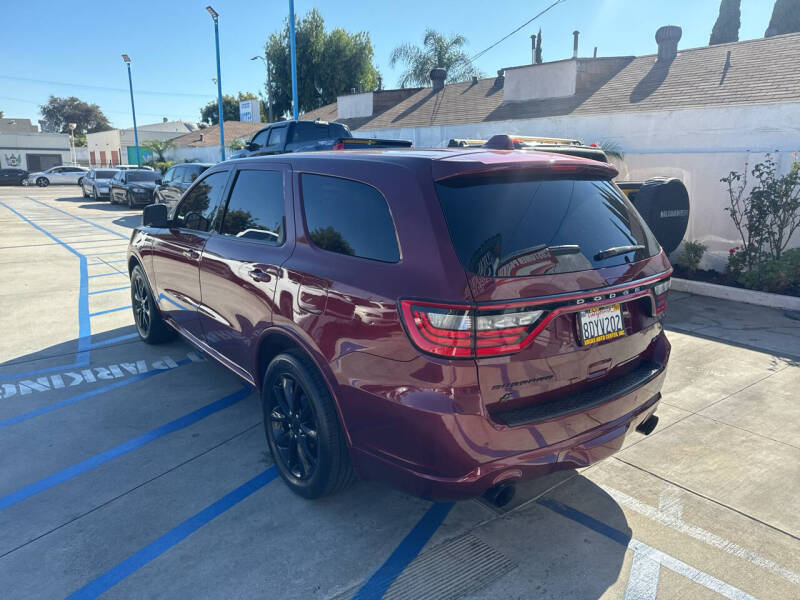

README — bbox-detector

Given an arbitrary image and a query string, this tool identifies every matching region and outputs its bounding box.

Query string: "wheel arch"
[255,327,352,445]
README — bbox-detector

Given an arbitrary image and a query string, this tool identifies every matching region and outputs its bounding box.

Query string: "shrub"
[676,240,706,274]
[737,248,800,294]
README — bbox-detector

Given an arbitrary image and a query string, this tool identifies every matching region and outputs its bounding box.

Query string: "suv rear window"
[436,176,659,277]
[301,174,399,263]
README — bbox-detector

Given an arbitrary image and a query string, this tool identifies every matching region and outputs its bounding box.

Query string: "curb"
[671,278,800,311]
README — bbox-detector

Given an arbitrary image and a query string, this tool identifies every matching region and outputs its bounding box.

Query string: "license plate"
[578,304,625,346]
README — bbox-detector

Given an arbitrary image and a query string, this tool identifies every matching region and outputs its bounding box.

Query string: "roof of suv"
[224,148,618,180]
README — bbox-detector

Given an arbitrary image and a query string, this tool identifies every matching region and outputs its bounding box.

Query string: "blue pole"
[289,0,298,120]
[126,63,140,167]
[212,15,225,160]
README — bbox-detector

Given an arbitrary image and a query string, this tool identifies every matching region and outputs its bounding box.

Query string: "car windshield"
[436,175,660,277]
[96,170,117,179]
[127,171,158,182]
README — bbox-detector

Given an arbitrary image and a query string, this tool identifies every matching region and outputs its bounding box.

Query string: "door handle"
[182,249,200,260]
[248,267,272,282]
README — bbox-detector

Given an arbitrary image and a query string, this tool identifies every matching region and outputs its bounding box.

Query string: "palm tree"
[389,29,481,88]
[141,139,175,162]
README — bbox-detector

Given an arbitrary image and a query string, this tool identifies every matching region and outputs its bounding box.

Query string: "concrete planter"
[671,277,800,310]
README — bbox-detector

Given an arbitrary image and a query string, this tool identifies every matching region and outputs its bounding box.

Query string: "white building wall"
[355,102,800,270]
[0,132,71,170]
[337,92,374,119]
[503,60,577,102]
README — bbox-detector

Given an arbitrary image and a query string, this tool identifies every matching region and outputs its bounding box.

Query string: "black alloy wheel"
[262,353,355,498]
[270,374,319,480]
[37,177,48,187]
[130,265,174,344]
[127,191,134,209]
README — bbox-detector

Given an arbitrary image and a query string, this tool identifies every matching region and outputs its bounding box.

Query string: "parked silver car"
[81,168,120,199]
[24,166,88,187]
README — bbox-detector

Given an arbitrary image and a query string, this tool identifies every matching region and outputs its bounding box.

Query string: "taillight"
[653,278,670,314]
[400,300,544,358]
[332,141,345,150]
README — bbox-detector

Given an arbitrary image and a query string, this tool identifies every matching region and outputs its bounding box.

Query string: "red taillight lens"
[400,300,544,358]
[653,279,670,315]
[332,141,345,150]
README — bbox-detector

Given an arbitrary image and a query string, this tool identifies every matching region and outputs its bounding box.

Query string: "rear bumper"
[347,334,669,501]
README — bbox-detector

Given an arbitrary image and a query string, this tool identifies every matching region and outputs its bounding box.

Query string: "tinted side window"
[218,170,284,244]
[174,171,229,232]
[266,127,286,149]
[162,167,176,183]
[250,129,268,149]
[301,174,399,262]
[290,122,328,144]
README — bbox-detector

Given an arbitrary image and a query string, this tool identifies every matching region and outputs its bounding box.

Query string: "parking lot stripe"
[64,466,278,600]
[0,384,251,511]
[537,498,756,600]
[352,502,455,600]
[88,286,130,296]
[89,305,131,317]
[87,272,126,278]
[89,332,139,348]
[0,358,190,429]
[27,197,128,239]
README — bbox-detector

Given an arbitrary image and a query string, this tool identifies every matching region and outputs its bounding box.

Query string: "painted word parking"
[1,188,799,600]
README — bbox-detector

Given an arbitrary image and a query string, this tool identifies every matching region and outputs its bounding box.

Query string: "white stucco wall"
[503,60,577,102]
[355,102,800,270]
[0,132,71,169]
[337,92,374,119]
[164,146,224,164]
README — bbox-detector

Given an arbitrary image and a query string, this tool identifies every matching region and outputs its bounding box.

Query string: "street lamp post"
[68,122,77,165]
[206,6,225,160]
[289,0,298,120]
[251,55,274,123]
[121,54,141,167]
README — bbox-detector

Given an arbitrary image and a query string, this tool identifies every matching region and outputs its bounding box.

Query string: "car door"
[161,165,183,208]
[84,170,94,194]
[111,171,125,202]
[149,169,231,339]
[0,170,10,185]
[246,129,269,156]
[46,167,65,184]
[198,163,294,375]
[260,125,287,155]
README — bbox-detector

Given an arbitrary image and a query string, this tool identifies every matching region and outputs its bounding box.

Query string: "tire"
[127,191,134,209]
[82,185,89,198]
[262,352,355,499]
[77,177,84,187]
[130,265,174,344]
[92,186,98,200]
[37,177,49,187]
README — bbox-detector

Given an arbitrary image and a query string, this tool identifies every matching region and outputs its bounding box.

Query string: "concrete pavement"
[0,186,797,599]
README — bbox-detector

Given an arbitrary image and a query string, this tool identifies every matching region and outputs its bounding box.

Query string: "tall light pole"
[68,122,77,165]
[207,6,225,160]
[289,0,299,119]
[121,54,141,167]
[251,55,274,123]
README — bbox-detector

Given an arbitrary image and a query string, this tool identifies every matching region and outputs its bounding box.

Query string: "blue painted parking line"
[27,197,129,239]
[65,466,278,600]
[89,259,127,265]
[352,502,455,600]
[88,286,129,296]
[85,251,127,256]
[0,359,190,429]
[89,332,139,348]
[0,384,251,511]
[88,272,126,278]
[89,305,131,317]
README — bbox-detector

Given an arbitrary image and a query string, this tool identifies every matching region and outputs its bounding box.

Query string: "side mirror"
[155,178,162,185]
[246,141,257,151]
[142,203,168,228]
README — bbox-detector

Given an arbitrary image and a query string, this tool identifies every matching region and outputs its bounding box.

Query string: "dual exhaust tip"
[482,414,659,508]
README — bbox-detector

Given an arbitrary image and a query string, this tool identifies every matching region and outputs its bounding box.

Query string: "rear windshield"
[96,170,117,179]
[127,171,158,182]
[435,176,659,277]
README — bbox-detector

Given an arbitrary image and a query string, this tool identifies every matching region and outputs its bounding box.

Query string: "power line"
[469,0,566,63]
[0,75,215,99]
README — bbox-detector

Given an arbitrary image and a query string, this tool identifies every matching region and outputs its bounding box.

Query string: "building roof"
[301,32,800,130]
[170,121,264,147]
[134,120,199,133]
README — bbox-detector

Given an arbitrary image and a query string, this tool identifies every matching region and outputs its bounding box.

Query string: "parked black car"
[109,169,160,207]
[0,168,29,185]
[229,119,411,159]
[154,163,212,212]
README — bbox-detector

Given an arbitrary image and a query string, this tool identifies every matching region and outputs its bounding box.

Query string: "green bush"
[145,160,176,175]
[676,240,706,273]
[737,248,800,294]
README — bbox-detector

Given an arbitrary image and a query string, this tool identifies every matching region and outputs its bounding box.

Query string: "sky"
[0,0,778,129]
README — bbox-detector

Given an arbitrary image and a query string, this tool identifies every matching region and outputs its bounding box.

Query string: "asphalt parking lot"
[1,186,799,600]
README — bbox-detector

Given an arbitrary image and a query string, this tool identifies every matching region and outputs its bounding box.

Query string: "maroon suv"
[128,149,671,503]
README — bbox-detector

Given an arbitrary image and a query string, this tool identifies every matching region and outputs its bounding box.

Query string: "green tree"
[709,0,741,45]
[389,28,480,87]
[535,29,543,64]
[39,96,111,135]
[200,91,258,125]
[264,8,379,116]
[0,109,3,118]
[309,226,354,255]
[765,0,800,36]
[141,139,175,162]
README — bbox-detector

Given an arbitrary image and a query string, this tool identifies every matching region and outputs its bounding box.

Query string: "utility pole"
[121,54,140,167]
[289,0,299,120]
[207,6,226,160]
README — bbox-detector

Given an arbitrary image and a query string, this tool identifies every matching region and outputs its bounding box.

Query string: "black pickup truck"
[230,119,412,159]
